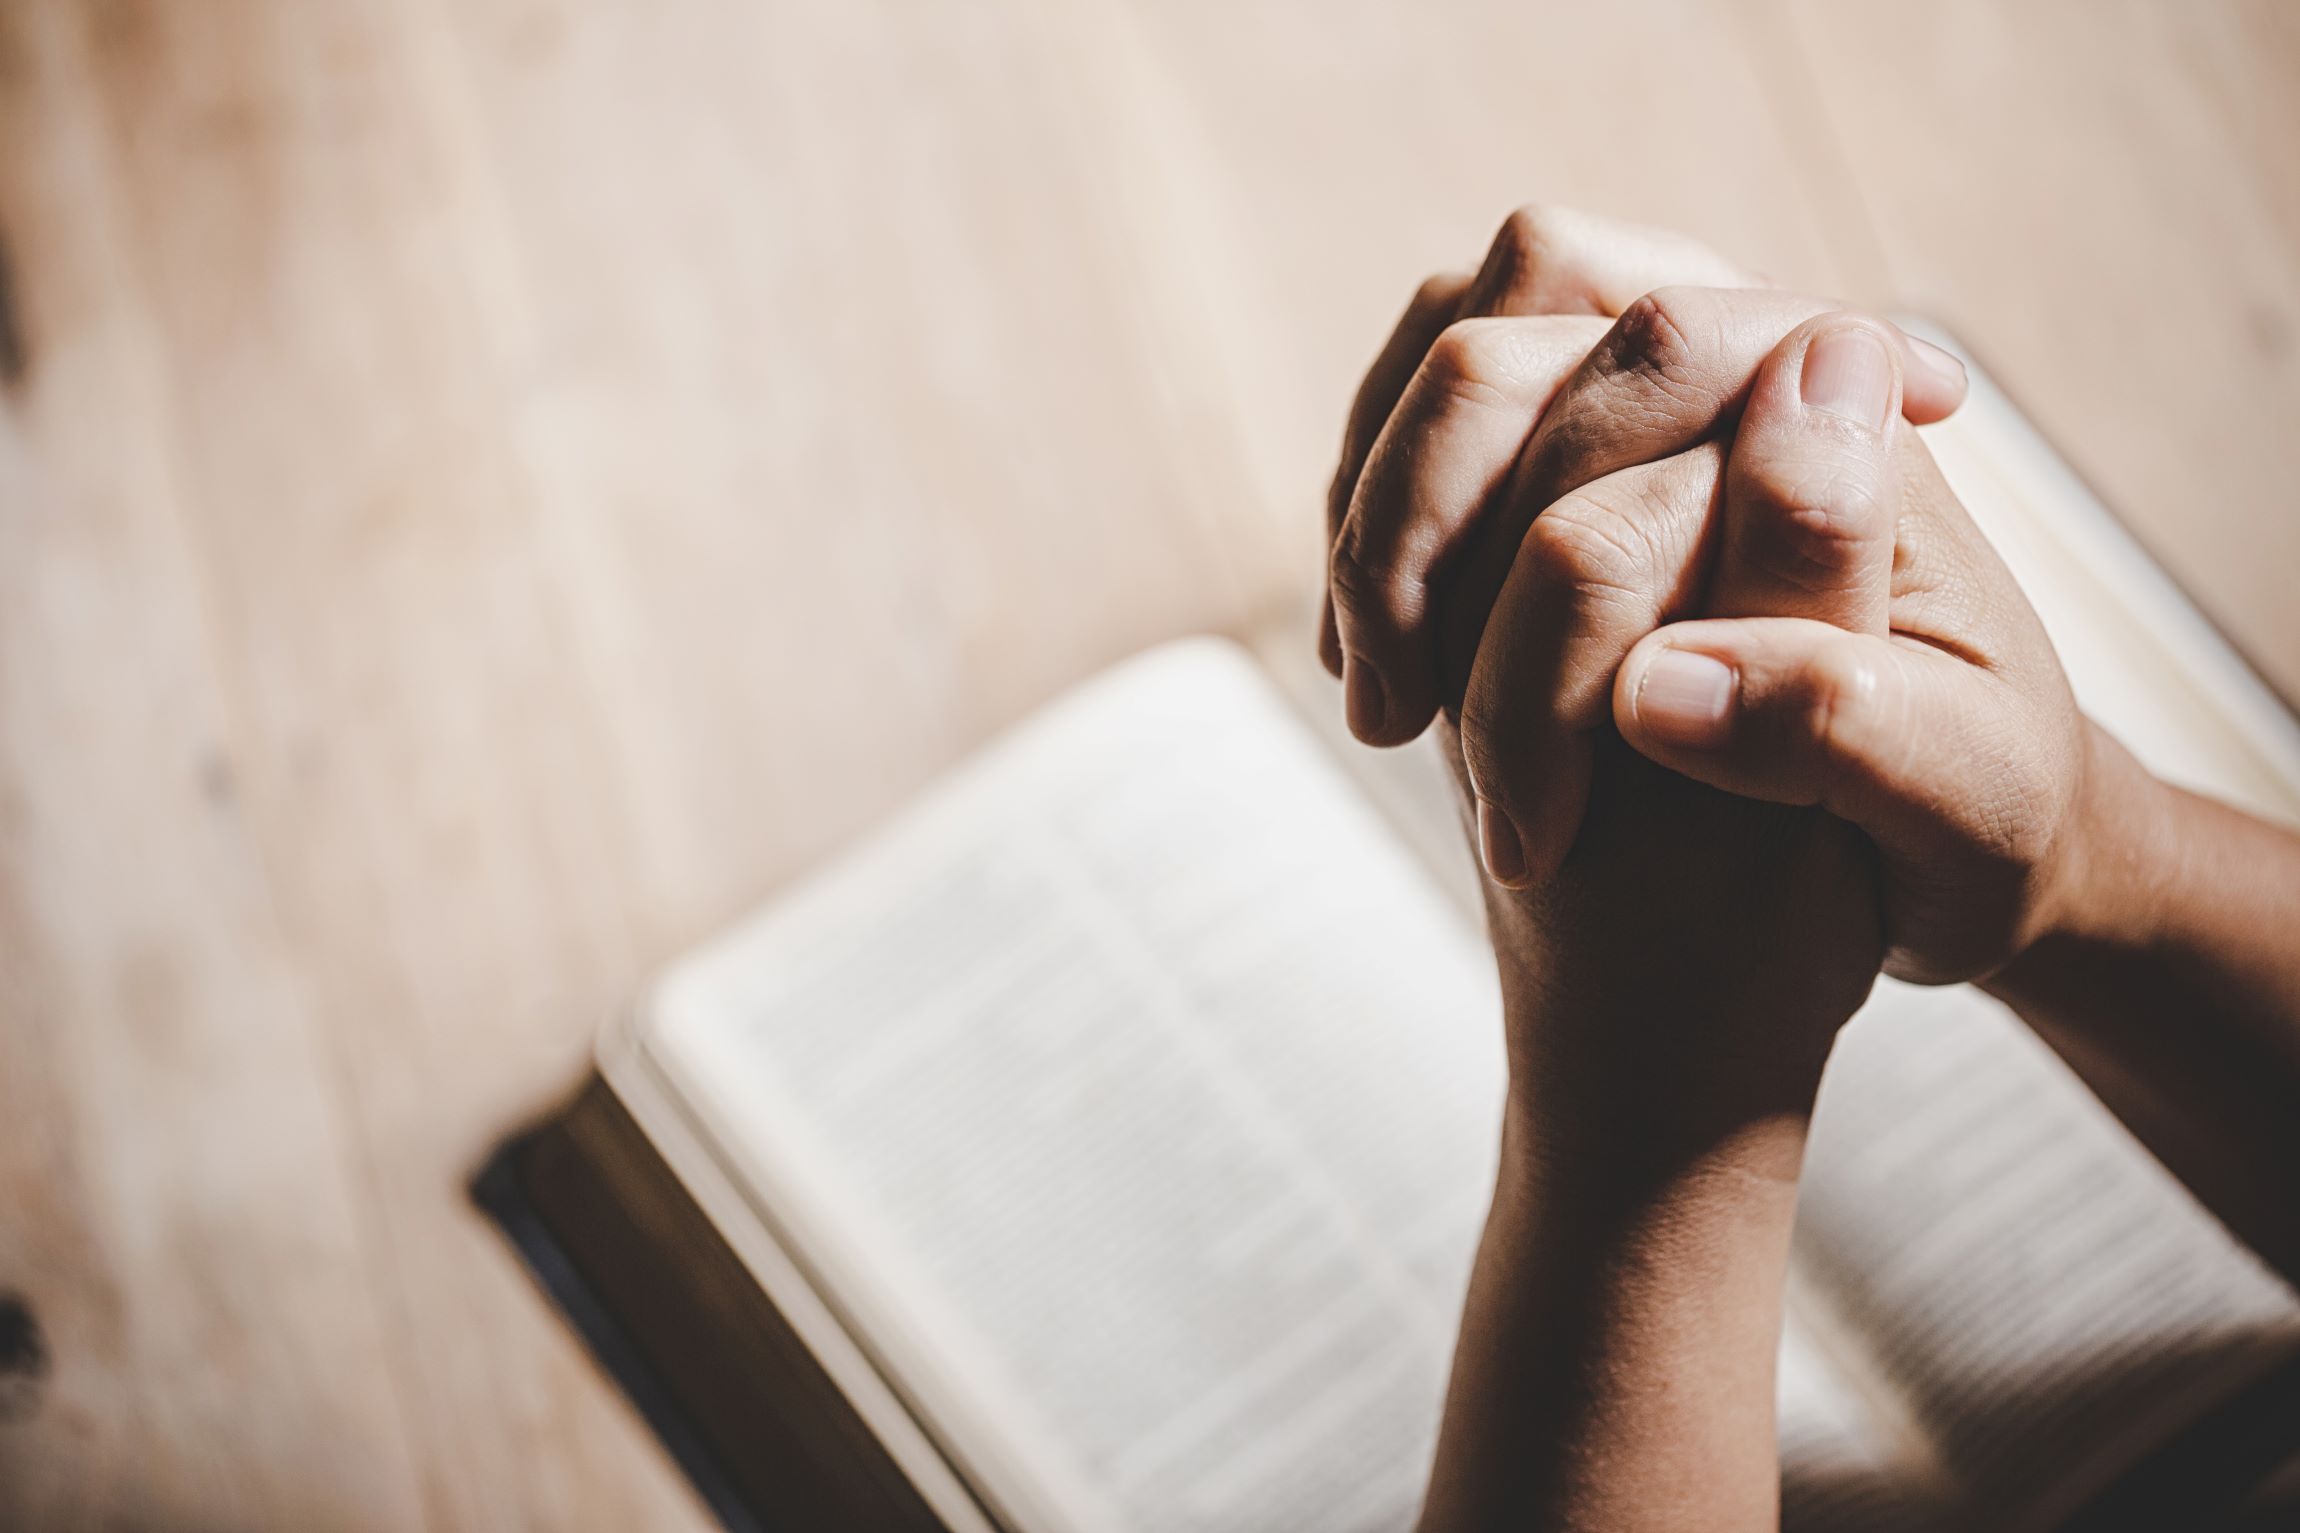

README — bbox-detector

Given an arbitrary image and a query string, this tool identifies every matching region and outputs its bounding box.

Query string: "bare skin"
[1321,207,2300,1531]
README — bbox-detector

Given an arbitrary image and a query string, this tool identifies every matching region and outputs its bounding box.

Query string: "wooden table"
[2,2,2295,1526]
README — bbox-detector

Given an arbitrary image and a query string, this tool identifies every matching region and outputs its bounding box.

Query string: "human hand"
[1512,292,2300,1301]
[1323,225,1970,932]
[1349,231,1976,1533]
[1462,319,1949,1123]
[1332,265,2090,989]
[1375,218,2300,1533]
[1601,325,2093,987]
[1321,213,1976,1104]
[1319,204,1759,683]
[1321,205,1968,746]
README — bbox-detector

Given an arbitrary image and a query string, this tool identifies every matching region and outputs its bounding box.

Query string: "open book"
[481,352,2300,1532]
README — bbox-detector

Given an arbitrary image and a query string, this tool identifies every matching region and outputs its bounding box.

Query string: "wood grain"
[1,1,2293,1526]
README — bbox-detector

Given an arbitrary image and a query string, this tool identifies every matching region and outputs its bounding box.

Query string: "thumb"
[1611,617,1959,853]
[1707,313,1904,636]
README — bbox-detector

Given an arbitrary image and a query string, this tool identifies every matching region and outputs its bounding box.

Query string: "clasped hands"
[1346,212,2300,1532]
[1320,207,2114,1121]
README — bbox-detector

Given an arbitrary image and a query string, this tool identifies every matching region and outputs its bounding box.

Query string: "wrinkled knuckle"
[1610,288,1700,385]
[1527,496,1647,600]
[1328,534,1422,634]
[1797,642,1882,768]
[1738,460,1887,593]
[1454,693,1514,802]
[1420,320,1521,411]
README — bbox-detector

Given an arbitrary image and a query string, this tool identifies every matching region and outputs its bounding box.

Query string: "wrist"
[1488,897,1855,1110]
[1487,1082,1809,1345]
[1498,1002,1828,1202]
[2008,720,2175,966]
[1426,1071,1804,1533]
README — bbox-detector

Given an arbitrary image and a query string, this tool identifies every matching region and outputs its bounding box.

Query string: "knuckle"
[1328,532,1424,633]
[1414,271,1464,312]
[1489,204,1559,278]
[1419,320,1523,412]
[1526,494,1650,602]
[1454,690,1516,803]
[1793,641,1882,768]
[1477,206,1600,311]
[1608,288,1702,388]
[1736,457,1888,593]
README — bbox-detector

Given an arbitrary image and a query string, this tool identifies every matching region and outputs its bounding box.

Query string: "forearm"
[1418,1060,1817,1533]
[1985,722,2300,1280]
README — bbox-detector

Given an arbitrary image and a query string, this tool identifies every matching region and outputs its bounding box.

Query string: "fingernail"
[1635,649,1737,748]
[1476,796,1527,887]
[1318,602,1344,677]
[1344,658,1387,737]
[1801,328,1894,431]
[1907,335,1967,391]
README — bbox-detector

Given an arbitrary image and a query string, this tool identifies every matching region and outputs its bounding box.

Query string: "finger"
[1323,203,1739,681]
[1322,271,1474,674]
[1612,617,1967,858]
[1330,315,1611,746]
[1332,208,1744,715]
[1708,314,1904,633]
[1525,289,1963,493]
[1456,448,1727,888]
[1435,287,1967,693]
[1459,203,1757,319]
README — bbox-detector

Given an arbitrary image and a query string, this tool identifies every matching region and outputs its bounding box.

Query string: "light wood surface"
[2,2,2295,1527]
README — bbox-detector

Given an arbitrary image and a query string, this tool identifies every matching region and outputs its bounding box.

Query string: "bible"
[480,347,2300,1532]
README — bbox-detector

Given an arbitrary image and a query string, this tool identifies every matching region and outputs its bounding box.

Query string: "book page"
[639,639,1914,1533]
[1798,986,2300,1528]
[1777,1318,1949,1533]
